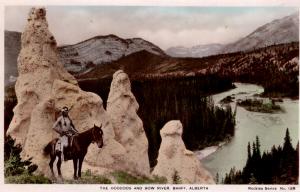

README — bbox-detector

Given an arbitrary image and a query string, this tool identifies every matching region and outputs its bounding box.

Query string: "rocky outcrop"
[7,7,76,146]
[152,120,215,184]
[6,7,126,178]
[107,70,150,176]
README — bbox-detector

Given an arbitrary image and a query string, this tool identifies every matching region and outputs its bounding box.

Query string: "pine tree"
[215,172,219,184]
[283,128,294,154]
[256,136,261,158]
[4,136,38,177]
[255,136,262,183]
[252,142,256,158]
[294,142,299,181]
[247,142,252,160]
[243,142,252,183]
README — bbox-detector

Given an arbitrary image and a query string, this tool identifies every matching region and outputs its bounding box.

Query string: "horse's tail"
[43,142,52,156]
[43,139,57,156]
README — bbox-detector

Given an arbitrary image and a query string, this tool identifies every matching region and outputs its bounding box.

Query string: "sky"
[5,6,298,50]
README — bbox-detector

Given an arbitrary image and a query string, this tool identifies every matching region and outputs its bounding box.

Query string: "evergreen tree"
[215,173,219,184]
[224,173,231,184]
[4,136,38,177]
[243,142,252,183]
[283,128,294,154]
[251,141,258,180]
[256,136,261,158]
[252,142,256,158]
[294,142,299,182]
[247,142,252,160]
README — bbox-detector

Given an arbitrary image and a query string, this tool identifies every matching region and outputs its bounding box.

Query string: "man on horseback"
[53,106,79,161]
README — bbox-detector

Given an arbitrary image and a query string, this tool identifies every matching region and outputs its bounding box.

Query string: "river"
[199,83,299,180]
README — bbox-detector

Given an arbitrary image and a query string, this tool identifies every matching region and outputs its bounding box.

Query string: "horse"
[43,124,104,179]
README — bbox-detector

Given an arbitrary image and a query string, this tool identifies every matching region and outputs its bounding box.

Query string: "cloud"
[5,6,298,49]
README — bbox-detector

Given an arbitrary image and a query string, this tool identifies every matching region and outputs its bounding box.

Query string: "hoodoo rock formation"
[6,7,77,146]
[6,7,127,178]
[152,120,215,184]
[107,70,150,176]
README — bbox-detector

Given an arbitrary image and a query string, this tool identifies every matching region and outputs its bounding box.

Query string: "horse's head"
[92,124,104,148]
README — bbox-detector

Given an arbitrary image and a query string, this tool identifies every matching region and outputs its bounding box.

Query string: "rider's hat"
[61,106,69,113]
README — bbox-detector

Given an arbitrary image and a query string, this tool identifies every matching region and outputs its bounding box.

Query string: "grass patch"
[5,172,52,184]
[237,98,284,113]
[112,171,167,184]
[62,170,112,184]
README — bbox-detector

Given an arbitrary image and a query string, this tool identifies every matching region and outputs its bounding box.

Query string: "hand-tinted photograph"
[4,5,299,185]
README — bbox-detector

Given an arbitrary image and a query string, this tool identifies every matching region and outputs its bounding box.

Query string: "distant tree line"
[215,42,299,97]
[79,74,236,167]
[223,128,298,184]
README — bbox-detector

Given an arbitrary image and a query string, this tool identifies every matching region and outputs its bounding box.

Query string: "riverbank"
[201,83,299,180]
[195,142,226,160]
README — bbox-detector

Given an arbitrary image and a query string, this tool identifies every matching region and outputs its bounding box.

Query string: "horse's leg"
[57,152,62,177]
[49,154,55,176]
[73,158,78,180]
[78,156,84,178]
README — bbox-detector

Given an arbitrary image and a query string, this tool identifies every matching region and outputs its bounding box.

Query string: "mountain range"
[4,12,299,85]
[4,31,165,85]
[166,12,299,57]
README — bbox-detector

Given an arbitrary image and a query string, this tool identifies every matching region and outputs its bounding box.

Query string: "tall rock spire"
[7,7,76,145]
[7,7,126,178]
[107,70,150,176]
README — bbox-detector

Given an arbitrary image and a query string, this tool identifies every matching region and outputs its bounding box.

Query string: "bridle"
[91,125,102,143]
[91,127,98,143]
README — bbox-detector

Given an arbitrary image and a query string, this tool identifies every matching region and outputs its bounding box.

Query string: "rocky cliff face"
[152,120,215,184]
[107,70,150,176]
[6,7,127,178]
